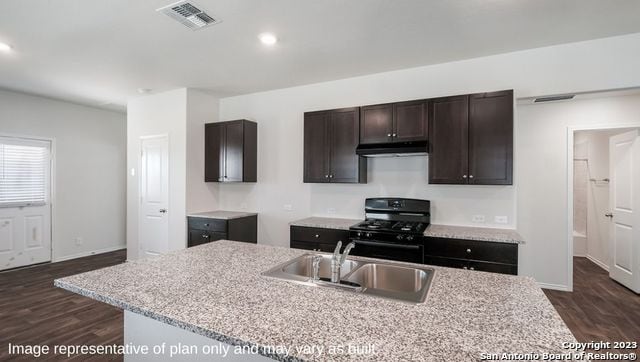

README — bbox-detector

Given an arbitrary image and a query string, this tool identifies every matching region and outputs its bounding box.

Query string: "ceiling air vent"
[534,94,575,103]
[157,1,220,30]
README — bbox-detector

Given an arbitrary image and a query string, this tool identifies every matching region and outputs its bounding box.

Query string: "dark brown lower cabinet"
[423,237,518,275]
[290,226,349,252]
[187,215,257,247]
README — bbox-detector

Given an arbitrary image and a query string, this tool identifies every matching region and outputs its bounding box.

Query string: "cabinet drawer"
[188,230,227,247]
[424,237,517,265]
[290,226,349,245]
[424,256,517,275]
[188,217,227,232]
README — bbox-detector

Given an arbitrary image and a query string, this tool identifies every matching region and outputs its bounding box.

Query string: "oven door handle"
[352,240,421,250]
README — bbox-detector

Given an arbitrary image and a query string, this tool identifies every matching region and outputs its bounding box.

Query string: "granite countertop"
[56,241,572,361]
[289,216,362,230]
[424,224,524,244]
[188,210,258,220]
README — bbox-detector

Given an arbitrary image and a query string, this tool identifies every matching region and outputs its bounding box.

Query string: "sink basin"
[282,254,360,280]
[344,263,434,303]
[262,253,435,303]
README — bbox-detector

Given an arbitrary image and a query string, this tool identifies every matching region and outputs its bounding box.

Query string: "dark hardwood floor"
[1,252,638,360]
[544,257,640,353]
[0,250,126,361]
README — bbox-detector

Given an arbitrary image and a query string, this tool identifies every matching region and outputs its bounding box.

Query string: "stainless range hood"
[356,141,428,157]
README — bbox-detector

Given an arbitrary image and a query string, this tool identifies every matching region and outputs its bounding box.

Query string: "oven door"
[350,239,423,264]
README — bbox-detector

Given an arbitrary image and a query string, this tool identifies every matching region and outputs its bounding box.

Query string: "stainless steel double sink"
[262,253,435,303]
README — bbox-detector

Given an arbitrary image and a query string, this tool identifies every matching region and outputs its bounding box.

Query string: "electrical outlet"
[495,216,508,224]
[75,237,83,246]
[327,208,336,214]
[283,204,293,211]
[472,215,485,223]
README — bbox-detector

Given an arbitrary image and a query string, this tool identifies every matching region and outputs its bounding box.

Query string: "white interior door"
[608,129,640,293]
[139,135,169,258]
[0,137,52,270]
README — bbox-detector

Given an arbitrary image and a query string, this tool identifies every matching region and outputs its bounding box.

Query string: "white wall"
[186,89,220,213]
[0,89,126,261]
[127,88,219,260]
[218,33,640,289]
[518,94,640,289]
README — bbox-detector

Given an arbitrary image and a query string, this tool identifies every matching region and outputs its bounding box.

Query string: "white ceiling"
[1,0,639,112]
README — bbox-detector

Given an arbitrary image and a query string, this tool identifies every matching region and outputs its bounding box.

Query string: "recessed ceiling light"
[0,42,12,52]
[258,33,277,46]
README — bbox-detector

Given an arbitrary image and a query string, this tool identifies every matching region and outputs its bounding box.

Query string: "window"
[0,137,51,207]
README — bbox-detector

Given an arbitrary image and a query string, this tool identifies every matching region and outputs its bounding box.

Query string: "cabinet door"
[468,90,513,185]
[330,108,362,183]
[428,95,469,184]
[303,111,330,183]
[360,104,393,144]
[224,121,244,182]
[393,100,427,142]
[204,123,224,182]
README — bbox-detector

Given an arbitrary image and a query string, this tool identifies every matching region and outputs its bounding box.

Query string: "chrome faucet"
[331,241,356,283]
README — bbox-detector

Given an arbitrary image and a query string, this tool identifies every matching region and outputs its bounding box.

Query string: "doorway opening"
[570,127,639,292]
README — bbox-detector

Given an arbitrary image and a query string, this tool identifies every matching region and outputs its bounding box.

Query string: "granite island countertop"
[55,241,572,361]
[289,216,362,230]
[424,224,524,244]
[188,210,258,220]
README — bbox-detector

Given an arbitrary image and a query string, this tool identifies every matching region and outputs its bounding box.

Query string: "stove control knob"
[365,233,372,238]
[406,236,414,241]
[396,234,404,240]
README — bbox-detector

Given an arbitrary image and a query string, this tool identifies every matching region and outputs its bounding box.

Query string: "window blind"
[0,137,50,207]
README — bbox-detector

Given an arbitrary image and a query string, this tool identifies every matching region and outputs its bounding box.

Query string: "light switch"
[495,216,508,224]
[472,215,485,223]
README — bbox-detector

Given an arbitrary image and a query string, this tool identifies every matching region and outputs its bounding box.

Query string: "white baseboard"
[538,282,571,292]
[586,255,609,271]
[53,245,126,262]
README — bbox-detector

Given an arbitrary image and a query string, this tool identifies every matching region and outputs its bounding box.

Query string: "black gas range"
[349,198,430,264]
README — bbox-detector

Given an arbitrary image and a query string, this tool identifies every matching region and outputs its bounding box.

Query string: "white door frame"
[566,123,640,291]
[138,134,170,258]
[0,133,55,264]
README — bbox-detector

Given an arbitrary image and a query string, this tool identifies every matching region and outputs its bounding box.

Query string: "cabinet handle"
[387,133,392,137]
[463,266,468,270]
[462,175,467,179]
[470,267,475,271]
[392,133,397,137]
[469,175,474,179]
[325,175,329,178]
[329,175,333,178]
[466,248,471,253]
[315,234,319,238]
[202,234,210,239]
[204,223,209,227]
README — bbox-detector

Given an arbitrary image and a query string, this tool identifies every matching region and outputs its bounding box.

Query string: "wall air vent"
[533,95,575,103]
[157,1,220,30]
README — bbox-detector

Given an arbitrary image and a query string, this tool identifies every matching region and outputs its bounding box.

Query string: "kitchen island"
[55,241,576,361]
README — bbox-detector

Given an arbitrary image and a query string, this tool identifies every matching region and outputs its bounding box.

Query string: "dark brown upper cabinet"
[428,90,513,185]
[205,119,257,183]
[428,95,469,184]
[303,108,366,183]
[360,100,427,144]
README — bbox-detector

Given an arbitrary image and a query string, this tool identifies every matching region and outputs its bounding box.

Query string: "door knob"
[605,213,614,218]
[159,209,167,213]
